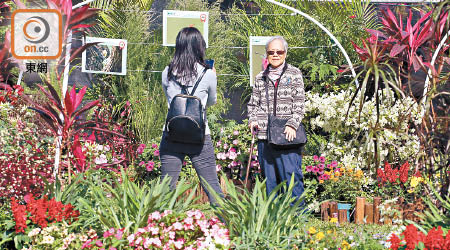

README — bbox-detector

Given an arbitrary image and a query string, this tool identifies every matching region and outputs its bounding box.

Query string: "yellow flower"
[410,176,420,188]
[325,171,331,175]
[407,189,414,193]
[315,231,325,241]
[308,227,317,234]
[319,180,324,184]
[330,217,338,223]
[335,172,341,177]
[327,230,332,234]
[347,168,353,173]
[355,170,363,178]
[342,240,350,250]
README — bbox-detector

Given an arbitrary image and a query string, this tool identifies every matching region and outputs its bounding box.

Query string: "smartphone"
[205,59,215,69]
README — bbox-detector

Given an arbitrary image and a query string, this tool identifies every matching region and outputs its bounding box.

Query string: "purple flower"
[306,165,313,172]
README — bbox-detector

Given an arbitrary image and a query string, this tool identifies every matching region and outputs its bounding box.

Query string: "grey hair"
[265,36,288,53]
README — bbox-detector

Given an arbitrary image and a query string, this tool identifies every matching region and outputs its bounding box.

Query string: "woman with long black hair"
[159,27,223,204]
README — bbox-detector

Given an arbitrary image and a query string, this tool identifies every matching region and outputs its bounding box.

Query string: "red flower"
[402,224,425,250]
[424,227,444,250]
[399,161,409,183]
[10,197,27,233]
[377,167,386,184]
[349,15,356,19]
[389,233,401,250]
[414,170,422,177]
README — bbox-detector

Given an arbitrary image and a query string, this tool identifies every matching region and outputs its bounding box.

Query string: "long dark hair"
[168,27,206,81]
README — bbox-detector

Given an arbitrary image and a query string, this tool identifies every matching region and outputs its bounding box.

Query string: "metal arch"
[265,0,359,85]
[420,29,450,117]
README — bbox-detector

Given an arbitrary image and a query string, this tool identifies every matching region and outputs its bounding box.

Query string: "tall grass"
[211,176,310,249]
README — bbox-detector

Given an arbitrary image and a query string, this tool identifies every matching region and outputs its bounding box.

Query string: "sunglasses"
[267,50,285,56]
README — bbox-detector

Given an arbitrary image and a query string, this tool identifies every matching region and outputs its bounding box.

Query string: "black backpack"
[165,68,208,144]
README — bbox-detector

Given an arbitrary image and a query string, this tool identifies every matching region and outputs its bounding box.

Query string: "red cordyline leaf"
[351,40,369,61]
[64,86,75,116]
[73,86,86,112]
[390,44,407,57]
[72,134,86,171]
[366,29,386,40]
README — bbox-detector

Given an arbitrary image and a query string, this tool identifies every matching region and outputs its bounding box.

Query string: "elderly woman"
[248,36,305,203]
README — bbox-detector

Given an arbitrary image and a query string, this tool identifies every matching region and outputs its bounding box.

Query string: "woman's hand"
[249,121,259,131]
[284,125,296,142]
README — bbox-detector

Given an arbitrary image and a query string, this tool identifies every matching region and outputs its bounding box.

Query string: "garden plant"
[0,0,449,249]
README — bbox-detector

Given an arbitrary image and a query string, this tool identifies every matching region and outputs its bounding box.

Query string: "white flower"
[28,228,41,237]
[42,235,55,244]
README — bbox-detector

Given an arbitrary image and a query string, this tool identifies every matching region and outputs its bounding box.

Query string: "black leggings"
[159,134,223,205]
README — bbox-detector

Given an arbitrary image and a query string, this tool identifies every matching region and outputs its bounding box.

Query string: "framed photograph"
[82,37,127,75]
[163,10,209,47]
[249,36,272,86]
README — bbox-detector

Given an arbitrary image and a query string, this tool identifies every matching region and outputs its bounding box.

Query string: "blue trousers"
[257,141,305,206]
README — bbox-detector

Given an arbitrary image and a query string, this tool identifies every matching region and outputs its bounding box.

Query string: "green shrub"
[212,176,309,249]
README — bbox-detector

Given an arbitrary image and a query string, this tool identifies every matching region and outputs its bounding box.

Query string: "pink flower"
[139,161,145,166]
[173,222,183,230]
[146,161,155,172]
[115,229,124,240]
[137,144,146,155]
[135,237,143,245]
[331,161,338,167]
[318,164,325,171]
[319,156,326,163]
[216,164,222,172]
[153,150,160,157]
[143,238,151,249]
[149,226,159,235]
[149,211,162,222]
[162,210,172,217]
[306,165,313,172]
[127,234,135,244]
[233,130,239,135]
[232,139,239,145]
[169,231,176,239]
[103,228,115,238]
[81,239,92,249]
[216,141,222,147]
[96,240,103,247]
[313,155,319,162]
[312,166,320,173]
[174,238,185,249]
[223,143,229,149]
[109,247,117,250]
[228,151,237,160]
[152,143,158,149]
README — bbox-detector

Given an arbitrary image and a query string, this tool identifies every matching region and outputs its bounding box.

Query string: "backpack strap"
[190,68,208,96]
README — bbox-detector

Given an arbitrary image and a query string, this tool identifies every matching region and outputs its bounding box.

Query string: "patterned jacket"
[247,63,305,140]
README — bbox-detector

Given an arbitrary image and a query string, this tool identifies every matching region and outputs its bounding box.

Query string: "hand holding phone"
[205,59,215,69]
